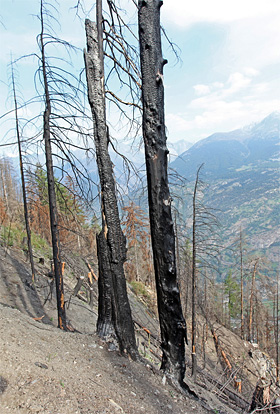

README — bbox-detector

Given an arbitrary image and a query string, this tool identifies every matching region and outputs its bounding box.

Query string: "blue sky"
[162,0,280,142]
[1,0,280,154]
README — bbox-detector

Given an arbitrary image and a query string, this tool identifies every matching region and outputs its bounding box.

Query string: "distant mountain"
[170,113,280,275]
[171,112,280,180]
[167,139,193,162]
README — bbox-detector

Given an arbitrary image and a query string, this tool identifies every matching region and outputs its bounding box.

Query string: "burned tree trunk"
[240,228,245,340]
[39,0,67,330]
[275,273,279,385]
[84,17,137,359]
[191,165,203,381]
[138,0,187,384]
[250,379,271,413]
[248,259,258,342]
[96,230,114,337]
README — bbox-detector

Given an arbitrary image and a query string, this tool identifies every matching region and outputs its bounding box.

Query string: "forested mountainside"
[170,112,280,273]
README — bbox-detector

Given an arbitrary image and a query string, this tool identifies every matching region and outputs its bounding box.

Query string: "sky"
[161,0,280,143]
[1,0,280,152]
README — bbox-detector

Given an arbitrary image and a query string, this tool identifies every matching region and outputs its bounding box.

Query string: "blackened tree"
[84,3,138,359]
[38,0,67,330]
[138,0,188,386]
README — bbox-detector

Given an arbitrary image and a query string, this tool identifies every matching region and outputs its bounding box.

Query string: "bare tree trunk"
[1,168,10,217]
[202,274,208,369]
[265,309,270,351]
[134,243,140,282]
[191,166,202,381]
[175,212,180,282]
[276,273,279,384]
[240,228,244,340]
[248,259,258,342]
[40,0,67,330]
[84,15,137,359]
[183,248,192,317]
[11,65,36,282]
[138,0,187,385]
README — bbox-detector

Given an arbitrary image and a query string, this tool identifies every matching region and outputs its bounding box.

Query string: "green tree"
[224,270,240,325]
[34,164,48,205]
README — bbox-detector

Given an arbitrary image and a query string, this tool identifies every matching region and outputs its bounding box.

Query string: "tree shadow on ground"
[0,248,53,325]
[0,376,8,395]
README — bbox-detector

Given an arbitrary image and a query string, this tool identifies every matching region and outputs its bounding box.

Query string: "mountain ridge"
[170,112,280,274]
[171,112,280,179]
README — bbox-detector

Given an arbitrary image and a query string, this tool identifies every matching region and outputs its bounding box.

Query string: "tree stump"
[250,378,271,412]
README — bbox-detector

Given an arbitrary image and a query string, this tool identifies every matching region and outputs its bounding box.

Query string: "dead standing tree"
[190,164,221,380]
[276,273,279,384]
[248,259,259,342]
[239,228,245,340]
[38,0,67,330]
[191,165,201,381]
[84,6,138,359]
[5,0,100,329]
[138,0,188,386]
[10,64,36,282]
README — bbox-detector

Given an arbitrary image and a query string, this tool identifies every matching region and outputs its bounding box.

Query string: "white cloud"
[162,1,280,81]
[193,84,211,96]
[193,82,225,97]
[192,72,255,100]
[253,83,269,94]
[226,72,252,95]
[166,67,280,142]
[243,68,259,77]
[166,113,192,132]
[167,97,280,143]
[191,69,265,105]
[212,82,224,89]
[228,14,280,69]
[162,0,280,27]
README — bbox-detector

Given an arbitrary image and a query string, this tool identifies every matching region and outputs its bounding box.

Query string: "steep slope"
[1,245,241,414]
[0,243,266,414]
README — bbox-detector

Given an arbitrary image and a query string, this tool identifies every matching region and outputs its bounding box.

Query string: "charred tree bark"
[250,379,271,413]
[191,166,202,381]
[84,16,137,359]
[39,0,67,330]
[96,230,114,337]
[11,66,36,282]
[138,0,187,384]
